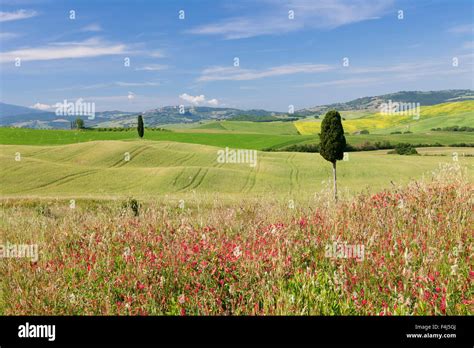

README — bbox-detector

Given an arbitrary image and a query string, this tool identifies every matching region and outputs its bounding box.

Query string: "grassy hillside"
[295,101,474,135]
[193,120,299,135]
[0,127,309,150]
[1,141,472,198]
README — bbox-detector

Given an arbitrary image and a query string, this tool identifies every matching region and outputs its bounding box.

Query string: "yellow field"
[295,101,474,135]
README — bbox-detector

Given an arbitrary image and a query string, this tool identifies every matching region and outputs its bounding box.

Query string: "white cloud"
[0,37,128,63]
[207,98,219,106]
[0,9,37,22]
[188,0,393,39]
[0,32,20,40]
[127,92,135,100]
[135,64,168,71]
[149,51,164,58]
[298,77,380,88]
[81,24,102,32]
[116,81,160,87]
[448,24,473,34]
[30,102,53,110]
[179,93,219,106]
[198,63,332,81]
[463,41,474,50]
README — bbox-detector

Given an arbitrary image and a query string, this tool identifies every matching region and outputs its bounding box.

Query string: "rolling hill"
[2,140,472,198]
[298,89,474,117]
[295,100,474,135]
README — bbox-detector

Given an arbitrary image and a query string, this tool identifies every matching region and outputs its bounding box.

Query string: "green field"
[192,120,300,135]
[0,127,309,149]
[295,101,474,135]
[1,140,472,199]
[1,127,473,152]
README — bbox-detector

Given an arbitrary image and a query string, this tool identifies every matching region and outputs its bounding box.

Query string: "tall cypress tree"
[137,115,144,138]
[319,110,346,201]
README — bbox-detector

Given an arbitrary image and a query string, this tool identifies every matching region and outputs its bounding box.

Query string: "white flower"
[233,246,242,258]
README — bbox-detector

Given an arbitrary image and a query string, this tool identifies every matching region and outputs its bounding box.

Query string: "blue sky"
[1,0,473,112]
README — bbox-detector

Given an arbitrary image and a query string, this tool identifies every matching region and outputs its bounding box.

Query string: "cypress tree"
[319,110,346,201]
[137,115,144,138]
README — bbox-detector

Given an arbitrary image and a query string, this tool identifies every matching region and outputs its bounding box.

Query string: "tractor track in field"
[173,152,195,167]
[190,168,209,190]
[243,160,260,193]
[178,168,208,192]
[286,153,300,194]
[291,153,301,189]
[24,169,98,191]
[109,145,151,168]
[27,148,54,157]
[172,168,186,188]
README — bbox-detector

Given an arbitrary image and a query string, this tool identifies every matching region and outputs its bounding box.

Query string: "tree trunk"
[332,161,337,202]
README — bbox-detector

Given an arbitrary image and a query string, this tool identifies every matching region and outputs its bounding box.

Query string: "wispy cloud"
[447,23,473,34]
[0,32,20,40]
[179,93,219,106]
[135,64,168,71]
[30,102,53,110]
[298,77,380,88]
[0,9,37,22]
[188,0,393,39]
[0,37,128,63]
[116,81,160,87]
[198,63,332,81]
[81,24,102,32]
[463,41,474,50]
[149,51,164,58]
[51,81,160,91]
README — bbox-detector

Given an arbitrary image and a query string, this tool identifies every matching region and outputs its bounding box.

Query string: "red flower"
[440,296,447,314]
[137,282,145,291]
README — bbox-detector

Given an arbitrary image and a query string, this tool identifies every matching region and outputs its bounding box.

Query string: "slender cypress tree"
[319,110,346,201]
[137,115,144,138]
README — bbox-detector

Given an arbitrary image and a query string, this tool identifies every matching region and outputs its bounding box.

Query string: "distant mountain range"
[1,89,472,129]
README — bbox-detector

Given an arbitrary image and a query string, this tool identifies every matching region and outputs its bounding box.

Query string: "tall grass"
[1,163,472,315]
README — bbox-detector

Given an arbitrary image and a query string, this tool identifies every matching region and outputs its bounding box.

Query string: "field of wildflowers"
[1,163,472,315]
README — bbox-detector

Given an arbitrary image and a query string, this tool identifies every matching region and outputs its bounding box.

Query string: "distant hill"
[0,101,286,129]
[0,102,136,129]
[298,89,474,116]
[1,89,472,129]
[295,100,474,135]
[0,102,59,127]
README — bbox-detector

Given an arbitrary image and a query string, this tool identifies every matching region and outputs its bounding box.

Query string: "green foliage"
[137,115,144,138]
[388,143,419,155]
[74,118,84,129]
[122,198,140,216]
[35,204,53,217]
[319,110,346,164]
[431,125,474,132]
[276,143,320,153]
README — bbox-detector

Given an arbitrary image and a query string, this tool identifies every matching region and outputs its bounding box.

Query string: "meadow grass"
[191,120,300,135]
[1,163,471,315]
[1,141,473,198]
